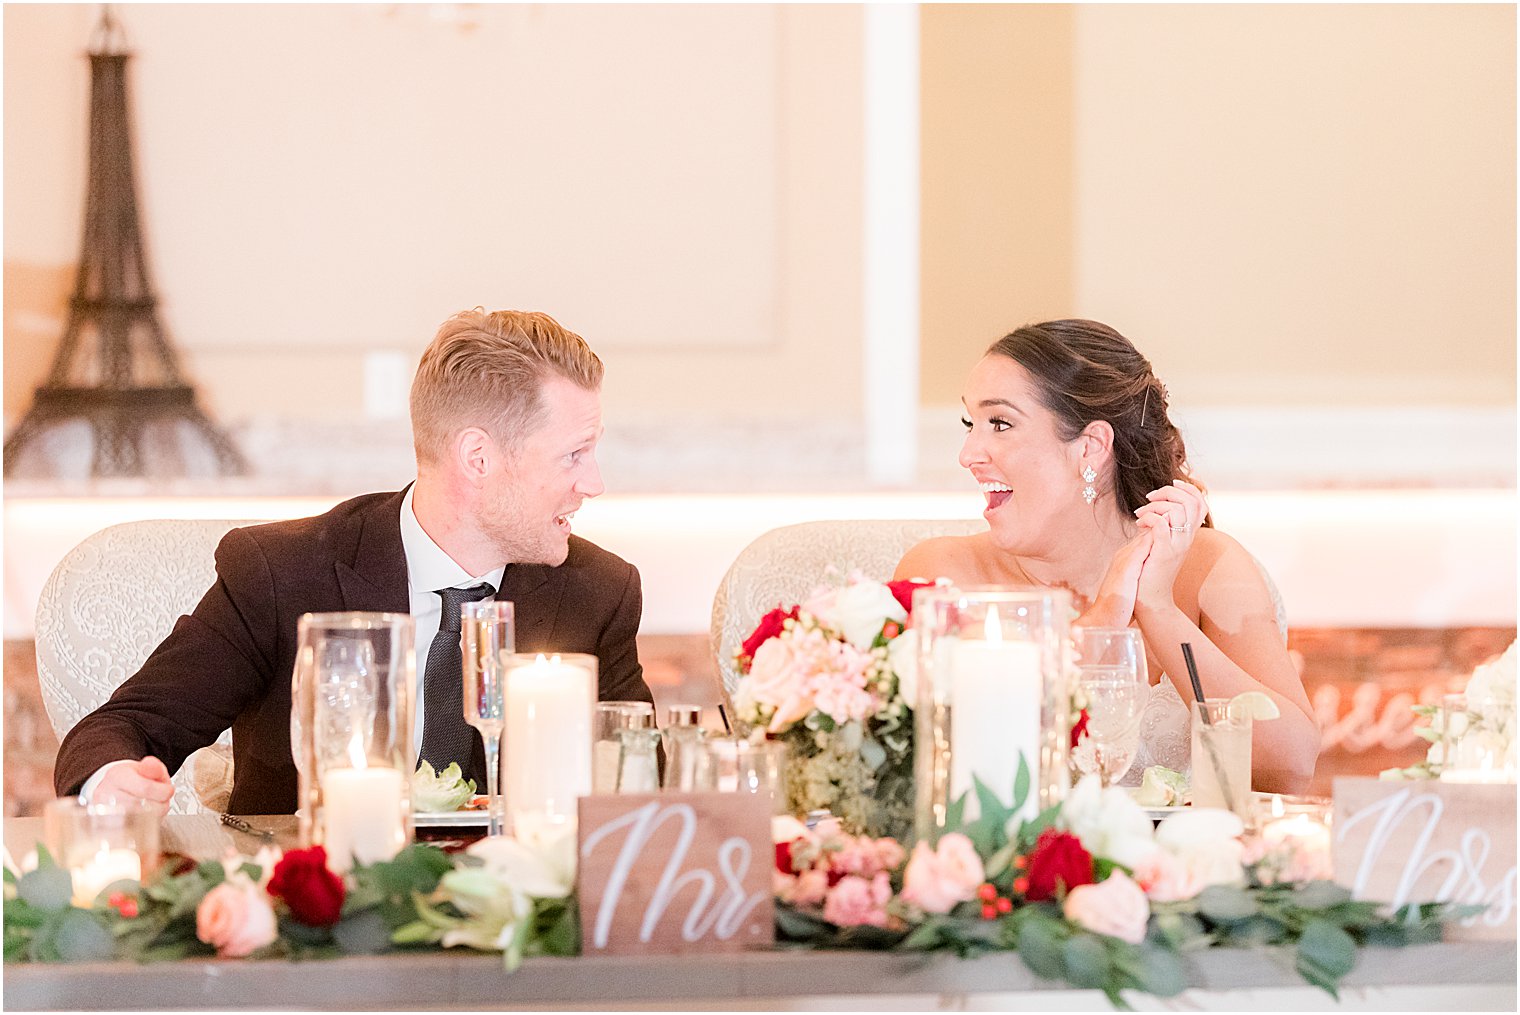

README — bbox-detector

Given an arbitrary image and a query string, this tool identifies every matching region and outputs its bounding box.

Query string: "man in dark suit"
[54,309,653,813]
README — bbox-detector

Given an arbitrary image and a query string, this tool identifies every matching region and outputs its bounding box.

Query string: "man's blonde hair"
[410,309,603,465]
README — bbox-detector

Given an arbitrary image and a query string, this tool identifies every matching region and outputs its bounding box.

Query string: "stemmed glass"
[461,601,514,837]
[1071,627,1148,786]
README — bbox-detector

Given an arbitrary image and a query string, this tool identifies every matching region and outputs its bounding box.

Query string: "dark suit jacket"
[53,489,652,813]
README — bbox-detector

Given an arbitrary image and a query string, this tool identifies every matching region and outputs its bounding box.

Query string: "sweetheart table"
[4,815,1515,1011]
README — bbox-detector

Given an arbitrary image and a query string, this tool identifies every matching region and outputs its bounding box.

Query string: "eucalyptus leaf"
[54,909,114,962]
[1298,919,1356,977]
[16,867,73,912]
[1015,916,1067,981]
[1131,944,1187,997]
[332,908,391,955]
[1292,881,1353,910]
[1197,885,1258,924]
[1061,933,1110,989]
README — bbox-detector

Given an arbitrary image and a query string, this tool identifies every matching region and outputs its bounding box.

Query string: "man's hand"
[92,757,174,814]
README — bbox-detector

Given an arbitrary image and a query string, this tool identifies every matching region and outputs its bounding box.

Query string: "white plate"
[413,810,489,828]
[1144,805,1187,821]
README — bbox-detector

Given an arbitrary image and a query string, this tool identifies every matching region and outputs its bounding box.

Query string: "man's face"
[480,375,605,566]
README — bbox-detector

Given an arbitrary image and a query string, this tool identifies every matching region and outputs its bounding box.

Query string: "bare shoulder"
[895,533,993,584]
[1181,527,1277,607]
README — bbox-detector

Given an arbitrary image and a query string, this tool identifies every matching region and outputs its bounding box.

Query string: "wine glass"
[1071,627,1148,786]
[461,601,514,837]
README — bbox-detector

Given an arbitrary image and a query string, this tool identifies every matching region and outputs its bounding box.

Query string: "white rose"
[1054,775,1159,869]
[886,628,919,709]
[1154,808,1246,888]
[832,581,908,650]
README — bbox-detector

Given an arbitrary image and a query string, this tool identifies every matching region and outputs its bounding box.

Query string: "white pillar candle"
[505,654,594,832]
[950,608,1043,819]
[321,766,406,873]
[70,846,141,906]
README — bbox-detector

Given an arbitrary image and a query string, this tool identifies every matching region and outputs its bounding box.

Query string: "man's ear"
[452,427,495,486]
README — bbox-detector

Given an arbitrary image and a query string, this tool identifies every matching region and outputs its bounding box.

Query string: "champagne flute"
[461,601,514,837]
[1072,627,1148,786]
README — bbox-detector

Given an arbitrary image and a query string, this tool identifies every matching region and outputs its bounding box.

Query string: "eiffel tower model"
[3,9,246,477]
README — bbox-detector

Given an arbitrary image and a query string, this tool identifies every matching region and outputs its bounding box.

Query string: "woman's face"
[959,354,1084,552]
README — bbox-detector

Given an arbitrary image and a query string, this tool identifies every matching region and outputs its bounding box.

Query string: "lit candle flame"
[347,732,367,769]
[984,606,1003,643]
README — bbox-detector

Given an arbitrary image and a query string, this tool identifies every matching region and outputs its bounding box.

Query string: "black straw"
[1182,641,1238,814]
[1181,642,1206,709]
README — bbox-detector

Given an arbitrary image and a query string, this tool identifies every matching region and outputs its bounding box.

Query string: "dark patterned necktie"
[418,583,495,783]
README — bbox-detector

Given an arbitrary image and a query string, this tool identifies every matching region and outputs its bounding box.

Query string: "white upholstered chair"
[708,519,1288,716]
[36,519,253,814]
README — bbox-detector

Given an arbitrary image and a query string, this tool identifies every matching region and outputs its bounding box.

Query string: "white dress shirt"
[398,484,506,755]
[83,484,505,801]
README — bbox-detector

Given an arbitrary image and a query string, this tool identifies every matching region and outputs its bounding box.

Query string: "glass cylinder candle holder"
[911,586,1072,842]
[503,652,596,837]
[1439,693,1517,784]
[703,736,787,813]
[43,797,160,907]
[291,612,415,873]
[1249,794,1333,882]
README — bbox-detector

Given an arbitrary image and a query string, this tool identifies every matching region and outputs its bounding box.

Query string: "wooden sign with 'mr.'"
[577,791,775,955]
[1333,776,1517,940]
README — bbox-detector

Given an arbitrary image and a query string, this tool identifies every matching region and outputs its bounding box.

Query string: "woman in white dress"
[894,319,1318,793]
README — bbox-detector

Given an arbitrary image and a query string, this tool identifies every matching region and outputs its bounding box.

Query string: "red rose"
[1021,829,1094,902]
[775,840,794,875]
[741,605,799,661]
[1070,708,1090,749]
[266,846,345,927]
[886,579,935,616]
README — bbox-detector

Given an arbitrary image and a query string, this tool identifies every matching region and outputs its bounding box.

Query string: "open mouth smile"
[979,481,1012,512]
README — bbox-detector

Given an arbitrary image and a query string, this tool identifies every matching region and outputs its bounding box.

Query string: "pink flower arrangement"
[774,817,907,929]
[734,576,932,734]
[735,575,933,839]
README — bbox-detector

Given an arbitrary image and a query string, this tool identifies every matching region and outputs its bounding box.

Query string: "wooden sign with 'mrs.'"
[577,791,774,955]
[1333,776,1517,940]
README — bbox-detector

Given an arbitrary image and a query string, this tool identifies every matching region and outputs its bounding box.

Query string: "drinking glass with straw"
[1183,642,1251,816]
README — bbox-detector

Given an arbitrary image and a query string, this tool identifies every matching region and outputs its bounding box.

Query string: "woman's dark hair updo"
[987,319,1210,525]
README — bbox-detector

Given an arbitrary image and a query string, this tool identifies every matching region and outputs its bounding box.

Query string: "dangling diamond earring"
[1081,466,1097,505]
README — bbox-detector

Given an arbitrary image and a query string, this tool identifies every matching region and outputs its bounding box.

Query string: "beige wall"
[3,4,865,426]
[920,4,1076,405]
[920,3,1515,409]
[7,5,1514,444]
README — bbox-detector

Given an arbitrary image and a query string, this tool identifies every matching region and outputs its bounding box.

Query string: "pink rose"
[873,837,906,872]
[1062,870,1150,944]
[822,872,894,928]
[785,867,830,907]
[743,634,817,730]
[900,833,984,914]
[1132,849,1208,902]
[196,877,278,958]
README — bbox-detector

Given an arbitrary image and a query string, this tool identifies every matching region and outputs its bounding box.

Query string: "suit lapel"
[497,562,562,654]
[335,488,411,615]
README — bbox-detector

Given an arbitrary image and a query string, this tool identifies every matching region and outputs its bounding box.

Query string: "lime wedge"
[1231,690,1281,720]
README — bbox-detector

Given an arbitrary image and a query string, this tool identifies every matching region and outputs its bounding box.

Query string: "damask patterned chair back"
[709,518,1288,719]
[35,519,254,814]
